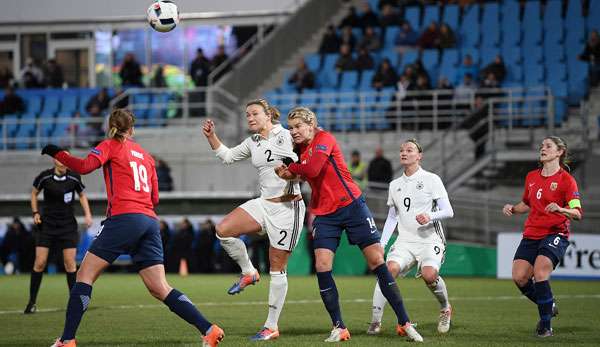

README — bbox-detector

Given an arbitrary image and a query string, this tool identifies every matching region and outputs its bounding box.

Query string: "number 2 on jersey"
[129,161,149,192]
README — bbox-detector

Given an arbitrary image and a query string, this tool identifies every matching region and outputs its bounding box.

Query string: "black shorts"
[36,219,79,249]
[513,234,569,268]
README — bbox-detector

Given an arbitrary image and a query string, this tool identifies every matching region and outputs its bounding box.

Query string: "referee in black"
[26,153,93,314]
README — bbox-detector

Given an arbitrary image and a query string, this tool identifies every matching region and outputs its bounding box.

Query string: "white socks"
[427,276,450,310]
[219,237,256,275]
[371,281,387,323]
[264,271,288,331]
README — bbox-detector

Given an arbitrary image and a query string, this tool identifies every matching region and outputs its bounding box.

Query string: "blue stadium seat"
[524,65,544,86]
[333,106,354,132]
[339,71,359,90]
[566,0,583,22]
[481,3,500,47]
[299,93,319,108]
[546,64,567,84]
[523,45,543,67]
[504,64,523,83]
[399,50,419,71]
[131,94,151,121]
[24,95,42,116]
[544,0,564,44]
[4,114,19,137]
[148,93,170,126]
[523,1,541,24]
[39,120,54,139]
[422,5,440,27]
[40,95,60,117]
[501,45,522,66]
[60,94,78,115]
[359,70,376,90]
[501,1,521,46]
[523,20,542,46]
[379,48,400,68]
[441,49,459,67]
[305,53,321,72]
[544,41,565,63]
[460,48,480,65]
[589,0,600,31]
[481,47,500,65]
[460,4,480,48]
[384,26,399,49]
[404,7,421,30]
[442,5,459,31]
[319,54,338,88]
[422,49,439,78]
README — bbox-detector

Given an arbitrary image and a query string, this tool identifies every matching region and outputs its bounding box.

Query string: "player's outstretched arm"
[502,201,529,216]
[202,119,223,150]
[380,207,398,247]
[41,145,101,174]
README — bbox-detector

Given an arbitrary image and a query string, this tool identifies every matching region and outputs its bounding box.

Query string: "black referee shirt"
[33,169,85,227]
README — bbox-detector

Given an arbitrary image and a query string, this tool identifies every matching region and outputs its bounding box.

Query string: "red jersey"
[521,168,582,240]
[288,130,362,215]
[56,138,159,218]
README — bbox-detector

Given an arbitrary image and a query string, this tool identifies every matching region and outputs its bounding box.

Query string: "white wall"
[0,0,302,24]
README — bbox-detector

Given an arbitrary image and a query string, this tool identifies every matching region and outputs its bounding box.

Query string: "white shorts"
[240,197,306,251]
[386,240,445,277]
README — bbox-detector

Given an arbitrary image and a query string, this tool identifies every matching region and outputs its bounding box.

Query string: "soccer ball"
[147,1,179,33]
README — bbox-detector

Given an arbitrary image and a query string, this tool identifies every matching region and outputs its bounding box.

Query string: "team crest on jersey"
[550,182,558,191]
[416,181,424,190]
[276,136,284,146]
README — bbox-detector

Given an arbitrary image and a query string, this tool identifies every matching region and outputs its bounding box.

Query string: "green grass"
[0,274,599,346]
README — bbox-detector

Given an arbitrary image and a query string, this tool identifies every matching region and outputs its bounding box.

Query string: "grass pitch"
[0,274,599,346]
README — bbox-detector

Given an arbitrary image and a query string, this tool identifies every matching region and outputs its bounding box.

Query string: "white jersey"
[214,124,300,199]
[388,167,448,244]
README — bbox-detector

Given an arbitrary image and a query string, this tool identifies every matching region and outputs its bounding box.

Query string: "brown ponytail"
[246,98,280,124]
[108,108,135,142]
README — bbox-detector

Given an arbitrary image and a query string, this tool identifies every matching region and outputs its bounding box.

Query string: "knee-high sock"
[219,237,255,275]
[517,278,537,304]
[61,282,92,342]
[373,264,410,325]
[316,271,345,329]
[66,272,76,291]
[163,289,212,335]
[29,270,43,304]
[371,281,387,323]
[427,276,450,310]
[264,271,288,330]
[535,280,554,330]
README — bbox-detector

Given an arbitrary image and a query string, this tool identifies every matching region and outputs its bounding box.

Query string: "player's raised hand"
[41,144,62,157]
[275,164,296,180]
[33,212,42,225]
[502,204,514,216]
[415,213,430,225]
[545,202,561,213]
[202,119,216,137]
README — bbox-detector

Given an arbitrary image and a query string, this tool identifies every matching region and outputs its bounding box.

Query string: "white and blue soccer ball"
[147,1,180,33]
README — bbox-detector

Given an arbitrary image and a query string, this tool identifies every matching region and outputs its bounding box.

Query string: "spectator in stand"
[340,26,357,52]
[367,147,393,190]
[44,58,64,88]
[0,67,13,88]
[171,218,195,275]
[111,88,129,109]
[339,6,361,28]
[190,48,211,87]
[578,30,600,87]
[0,86,25,115]
[211,45,229,73]
[437,23,456,49]
[0,217,35,274]
[335,44,357,72]
[437,76,453,90]
[66,112,94,148]
[454,73,477,115]
[379,4,401,28]
[197,219,217,273]
[150,64,167,88]
[156,158,174,191]
[159,220,171,265]
[412,60,430,82]
[481,72,500,88]
[19,57,44,89]
[418,22,440,50]
[318,25,341,67]
[359,2,380,29]
[372,58,398,89]
[455,54,479,85]
[358,26,382,52]
[480,55,506,84]
[119,53,144,87]
[396,73,413,101]
[85,88,110,137]
[402,65,418,84]
[288,58,316,92]
[356,47,375,71]
[190,48,211,116]
[462,95,489,160]
[395,21,419,53]
[349,150,367,190]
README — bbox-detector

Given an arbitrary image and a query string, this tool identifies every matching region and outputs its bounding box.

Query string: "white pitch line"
[1,293,599,315]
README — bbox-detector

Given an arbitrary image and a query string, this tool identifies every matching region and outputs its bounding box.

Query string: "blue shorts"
[513,234,569,268]
[312,196,380,252]
[89,213,163,271]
